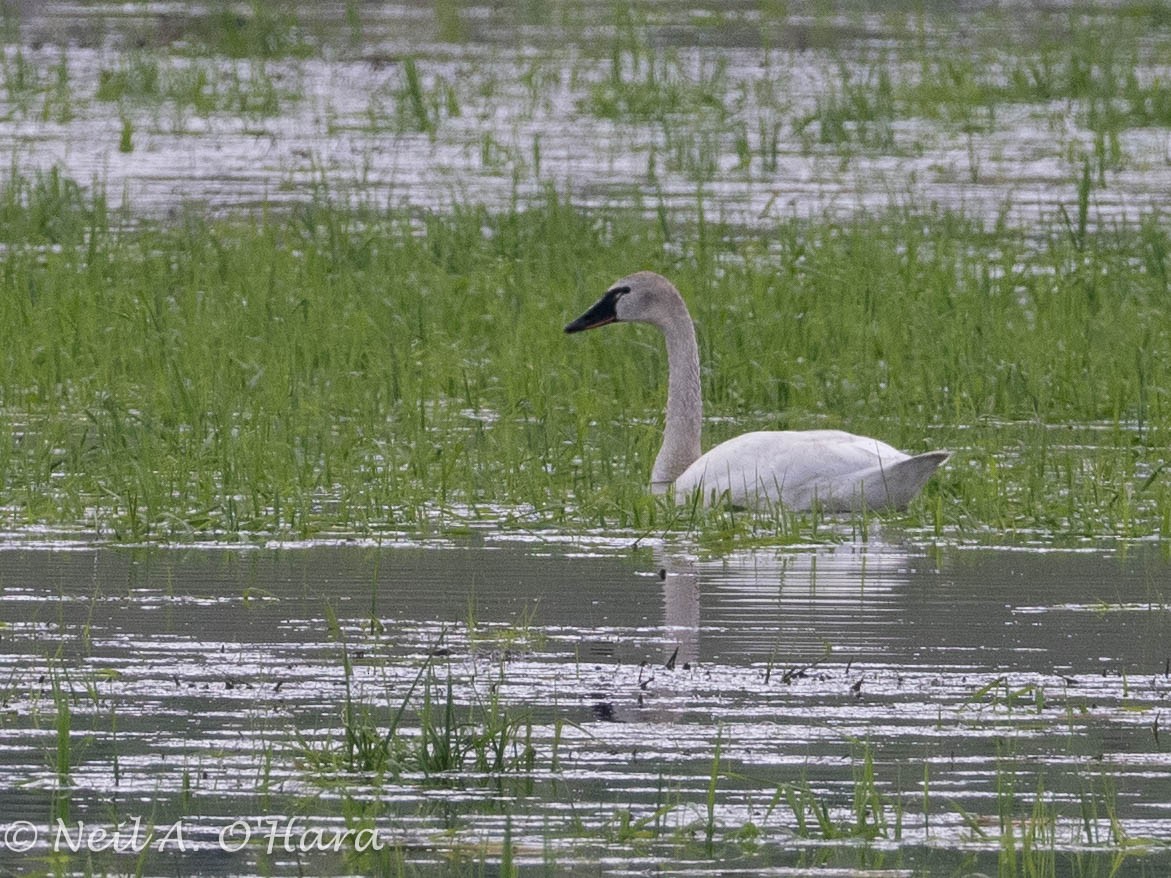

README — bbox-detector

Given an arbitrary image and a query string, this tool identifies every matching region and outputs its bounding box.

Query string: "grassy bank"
[1,169,1170,543]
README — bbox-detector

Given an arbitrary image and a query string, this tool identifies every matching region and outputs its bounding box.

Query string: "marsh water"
[1,538,1169,875]
[7,1,1171,230]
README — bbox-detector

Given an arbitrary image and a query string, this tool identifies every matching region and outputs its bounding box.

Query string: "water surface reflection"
[0,540,1168,875]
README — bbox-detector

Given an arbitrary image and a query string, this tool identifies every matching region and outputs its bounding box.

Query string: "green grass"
[51,673,73,824]
[764,740,1163,876]
[578,5,729,124]
[3,48,295,141]
[1,169,1171,544]
[301,620,536,779]
[0,51,82,124]
[782,4,1171,152]
[95,54,294,119]
[184,0,314,60]
[795,64,897,150]
[392,57,460,135]
[904,21,1171,134]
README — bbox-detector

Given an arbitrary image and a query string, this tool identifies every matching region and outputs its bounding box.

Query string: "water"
[1,538,1168,875]
[4,1,1171,229]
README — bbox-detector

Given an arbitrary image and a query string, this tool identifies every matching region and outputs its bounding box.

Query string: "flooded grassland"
[2,0,1171,227]
[1,1,1171,876]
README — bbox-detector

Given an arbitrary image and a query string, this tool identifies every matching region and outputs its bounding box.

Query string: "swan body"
[565,271,949,512]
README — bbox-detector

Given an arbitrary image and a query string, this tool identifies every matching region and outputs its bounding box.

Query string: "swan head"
[564,271,685,334]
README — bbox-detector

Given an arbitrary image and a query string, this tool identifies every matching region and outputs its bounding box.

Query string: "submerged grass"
[581,11,730,124]
[291,642,1169,876]
[16,616,1169,877]
[774,4,1171,155]
[184,0,314,60]
[303,628,535,781]
[94,53,293,119]
[1,169,1171,544]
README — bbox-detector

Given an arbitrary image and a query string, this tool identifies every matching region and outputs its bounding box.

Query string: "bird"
[564,271,949,512]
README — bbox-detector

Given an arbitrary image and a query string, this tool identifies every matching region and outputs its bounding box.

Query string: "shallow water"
[1,538,1168,875]
[4,1,1171,229]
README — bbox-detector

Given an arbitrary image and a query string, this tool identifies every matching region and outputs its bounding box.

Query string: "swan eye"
[607,285,631,299]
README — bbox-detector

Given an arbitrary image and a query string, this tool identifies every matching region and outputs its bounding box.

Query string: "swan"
[564,271,949,512]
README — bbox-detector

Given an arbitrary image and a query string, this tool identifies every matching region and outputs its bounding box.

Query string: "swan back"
[673,430,949,512]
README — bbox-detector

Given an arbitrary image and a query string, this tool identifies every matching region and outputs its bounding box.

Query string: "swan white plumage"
[565,271,949,512]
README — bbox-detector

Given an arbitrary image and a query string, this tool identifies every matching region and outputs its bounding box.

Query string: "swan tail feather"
[874,451,950,510]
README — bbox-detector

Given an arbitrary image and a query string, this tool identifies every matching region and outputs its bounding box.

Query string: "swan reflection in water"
[584,544,922,722]
[656,543,923,669]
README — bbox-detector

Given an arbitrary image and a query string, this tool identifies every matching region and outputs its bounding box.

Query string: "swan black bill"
[564,288,624,333]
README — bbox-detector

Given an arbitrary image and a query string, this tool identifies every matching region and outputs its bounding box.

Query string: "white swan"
[565,271,949,512]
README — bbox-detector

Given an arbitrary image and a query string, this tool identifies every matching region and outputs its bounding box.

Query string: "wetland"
[1,1,1171,875]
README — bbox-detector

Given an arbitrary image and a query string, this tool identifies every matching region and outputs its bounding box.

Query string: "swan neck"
[652,313,702,488]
